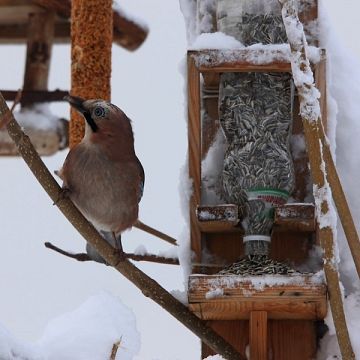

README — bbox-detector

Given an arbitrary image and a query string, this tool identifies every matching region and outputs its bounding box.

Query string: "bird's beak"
[64,95,87,114]
[64,95,98,133]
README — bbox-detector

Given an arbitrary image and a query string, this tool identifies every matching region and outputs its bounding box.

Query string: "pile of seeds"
[218,255,304,276]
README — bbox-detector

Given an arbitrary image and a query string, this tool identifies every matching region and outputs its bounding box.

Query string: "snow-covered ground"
[1,0,360,359]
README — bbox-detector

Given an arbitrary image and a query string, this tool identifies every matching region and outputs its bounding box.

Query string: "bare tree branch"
[0,93,244,360]
[134,220,178,246]
[44,242,93,261]
[45,241,180,265]
[0,89,22,129]
[109,339,122,360]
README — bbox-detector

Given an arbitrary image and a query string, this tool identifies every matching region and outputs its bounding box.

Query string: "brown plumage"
[59,96,144,263]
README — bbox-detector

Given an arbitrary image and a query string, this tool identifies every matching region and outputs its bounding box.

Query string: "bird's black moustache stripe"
[84,112,98,132]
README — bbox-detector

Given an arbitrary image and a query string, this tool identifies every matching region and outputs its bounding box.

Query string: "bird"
[57,95,144,263]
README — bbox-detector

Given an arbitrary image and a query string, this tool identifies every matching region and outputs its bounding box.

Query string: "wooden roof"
[0,0,148,50]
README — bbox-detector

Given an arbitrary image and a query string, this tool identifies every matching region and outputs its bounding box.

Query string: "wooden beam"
[188,275,327,320]
[31,0,70,18]
[196,204,315,233]
[188,54,202,262]
[22,11,55,107]
[250,311,268,360]
[279,1,354,358]
[274,204,315,232]
[0,22,69,44]
[1,89,68,103]
[30,0,148,50]
[188,50,293,73]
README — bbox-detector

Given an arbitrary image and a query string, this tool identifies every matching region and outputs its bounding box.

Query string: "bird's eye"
[93,106,106,117]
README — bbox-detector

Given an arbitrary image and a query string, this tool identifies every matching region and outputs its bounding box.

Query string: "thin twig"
[125,252,179,265]
[0,89,22,129]
[44,242,92,261]
[110,338,122,360]
[134,220,178,246]
[45,241,180,265]
[45,241,226,268]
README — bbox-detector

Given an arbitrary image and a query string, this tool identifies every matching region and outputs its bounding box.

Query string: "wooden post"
[70,0,113,147]
[22,11,55,107]
[250,311,267,360]
[188,55,202,262]
[279,1,354,358]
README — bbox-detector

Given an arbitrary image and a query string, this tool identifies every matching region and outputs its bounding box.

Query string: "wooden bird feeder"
[186,1,331,359]
[0,0,148,155]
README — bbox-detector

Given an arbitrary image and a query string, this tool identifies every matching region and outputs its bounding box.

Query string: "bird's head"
[64,95,133,142]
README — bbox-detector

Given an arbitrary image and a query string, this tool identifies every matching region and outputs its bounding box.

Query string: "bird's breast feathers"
[62,143,143,232]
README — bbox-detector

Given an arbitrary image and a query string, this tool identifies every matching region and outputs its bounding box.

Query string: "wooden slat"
[1,89,68,103]
[188,275,327,320]
[274,204,315,232]
[0,5,44,24]
[202,320,249,359]
[196,204,315,233]
[250,311,267,360]
[31,0,148,50]
[280,2,354,358]
[0,0,147,50]
[188,49,293,73]
[188,54,202,262]
[0,22,69,44]
[269,320,317,360]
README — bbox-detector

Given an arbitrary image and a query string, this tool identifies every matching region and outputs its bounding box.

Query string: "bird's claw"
[114,248,127,262]
[53,187,71,205]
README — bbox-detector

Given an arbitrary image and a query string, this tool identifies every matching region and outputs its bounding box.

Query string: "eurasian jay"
[58,95,144,263]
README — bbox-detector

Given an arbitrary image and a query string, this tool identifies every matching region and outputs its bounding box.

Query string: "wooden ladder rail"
[279,0,355,359]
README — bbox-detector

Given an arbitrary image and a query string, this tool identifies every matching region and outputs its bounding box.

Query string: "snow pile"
[205,288,224,299]
[0,324,43,360]
[14,104,60,131]
[0,292,140,360]
[190,32,244,50]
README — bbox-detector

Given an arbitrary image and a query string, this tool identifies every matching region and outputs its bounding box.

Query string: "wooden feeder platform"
[186,3,328,357]
[188,273,327,321]
[197,203,316,233]
[0,0,148,50]
[0,0,148,155]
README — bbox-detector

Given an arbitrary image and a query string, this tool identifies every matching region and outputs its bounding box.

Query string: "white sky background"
[0,1,359,359]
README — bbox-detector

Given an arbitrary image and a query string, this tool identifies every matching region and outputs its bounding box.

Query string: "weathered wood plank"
[22,11,55,107]
[250,311,267,360]
[32,0,148,50]
[274,204,315,232]
[196,204,315,233]
[0,22,69,44]
[0,5,44,24]
[188,55,202,262]
[269,320,317,360]
[1,89,68,103]
[188,275,327,320]
[0,1,148,50]
[202,321,249,359]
